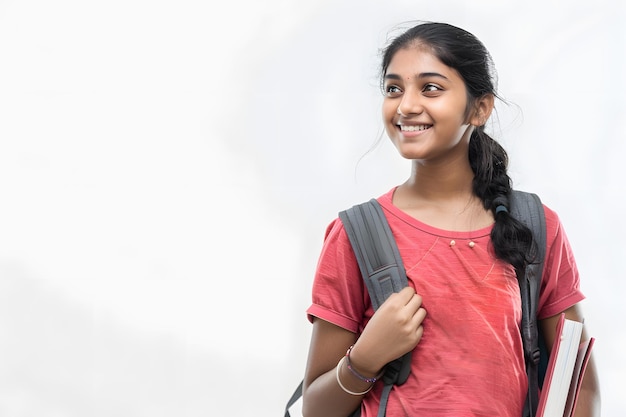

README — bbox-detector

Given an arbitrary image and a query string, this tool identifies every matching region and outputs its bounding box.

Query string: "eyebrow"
[384,72,450,81]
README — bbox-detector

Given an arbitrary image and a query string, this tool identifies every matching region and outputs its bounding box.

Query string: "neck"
[403,154,476,203]
[393,158,492,231]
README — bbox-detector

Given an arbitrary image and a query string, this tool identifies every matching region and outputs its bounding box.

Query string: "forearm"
[540,306,601,417]
[573,356,601,417]
[302,290,424,417]
[573,387,600,417]
[302,357,373,417]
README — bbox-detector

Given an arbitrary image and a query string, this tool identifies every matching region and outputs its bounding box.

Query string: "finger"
[397,286,416,300]
[407,307,427,334]
[415,325,424,343]
[404,292,423,314]
[414,307,427,323]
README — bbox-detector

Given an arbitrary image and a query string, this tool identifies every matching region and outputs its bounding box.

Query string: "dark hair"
[380,22,536,273]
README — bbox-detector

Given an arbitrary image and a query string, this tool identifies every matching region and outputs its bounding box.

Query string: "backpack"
[285,190,547,417]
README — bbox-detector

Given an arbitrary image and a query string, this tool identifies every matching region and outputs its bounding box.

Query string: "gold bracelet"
[335,356,374,396]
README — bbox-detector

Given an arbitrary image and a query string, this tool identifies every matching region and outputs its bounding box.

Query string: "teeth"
[400,125,431,132]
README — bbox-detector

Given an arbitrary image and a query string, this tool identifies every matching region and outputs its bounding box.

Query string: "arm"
[539,304,601,417]
[301,319,362,417]
[302,287,426,417]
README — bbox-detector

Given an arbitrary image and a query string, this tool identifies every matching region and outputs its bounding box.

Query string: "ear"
[469,94,495,127]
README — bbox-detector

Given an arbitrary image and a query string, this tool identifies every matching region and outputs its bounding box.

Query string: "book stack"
[536,313,595,417]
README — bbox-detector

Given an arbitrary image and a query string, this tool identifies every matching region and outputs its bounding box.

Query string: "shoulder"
[321,187,399,252]
[375,187,397,207]
[541,203,564,243]
[533,198,585,317]
[510,190,562,243]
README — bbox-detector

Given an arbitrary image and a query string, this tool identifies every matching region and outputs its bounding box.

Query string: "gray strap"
[339,199,412,417]
[510,190,546,417]
[339,199,408,310]
[284,380,302,417]
[377,383,394,417]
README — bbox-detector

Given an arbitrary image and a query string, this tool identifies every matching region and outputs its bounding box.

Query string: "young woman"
[301,22,600,417]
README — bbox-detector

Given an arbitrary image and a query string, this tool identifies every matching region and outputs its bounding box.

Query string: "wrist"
[336,356,374,396]
[345,345,385,382]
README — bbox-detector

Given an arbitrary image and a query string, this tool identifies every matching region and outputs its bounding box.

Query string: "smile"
[399,125,432,132]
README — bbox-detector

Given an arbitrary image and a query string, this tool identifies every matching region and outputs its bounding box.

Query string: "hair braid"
[469,128,536,272]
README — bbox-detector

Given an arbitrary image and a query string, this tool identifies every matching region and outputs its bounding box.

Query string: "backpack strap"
[509,190,547,417]
[284,380,302,417]
[339,199,408,310]
[339,198,412,417]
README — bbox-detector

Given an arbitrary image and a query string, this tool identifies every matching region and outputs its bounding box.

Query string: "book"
[536,313,595,417]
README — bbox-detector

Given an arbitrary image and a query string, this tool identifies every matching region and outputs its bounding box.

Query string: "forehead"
[385,46,463,83]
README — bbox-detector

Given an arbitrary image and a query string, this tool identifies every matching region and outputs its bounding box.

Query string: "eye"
[384,85,403,97]
[422,83,443,95]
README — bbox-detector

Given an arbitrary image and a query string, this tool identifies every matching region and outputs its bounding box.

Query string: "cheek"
[432,101,469,126]
[382,100,397,120]
[381,105,398,136]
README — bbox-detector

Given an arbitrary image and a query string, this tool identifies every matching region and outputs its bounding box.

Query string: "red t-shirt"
[306,188,584,417]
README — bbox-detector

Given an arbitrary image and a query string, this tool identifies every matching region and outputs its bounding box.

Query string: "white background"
[0,0,624,416]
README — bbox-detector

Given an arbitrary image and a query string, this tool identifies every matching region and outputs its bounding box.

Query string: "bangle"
[345,345,384,383]
[336,356,374,396]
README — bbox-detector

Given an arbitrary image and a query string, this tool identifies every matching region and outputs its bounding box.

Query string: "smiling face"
[382,46,481,164]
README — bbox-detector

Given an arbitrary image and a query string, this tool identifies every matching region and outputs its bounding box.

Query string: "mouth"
[398,124,432,132]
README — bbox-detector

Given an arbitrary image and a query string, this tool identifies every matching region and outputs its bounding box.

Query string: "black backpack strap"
[339,198,412,417]
[510,190,547,417]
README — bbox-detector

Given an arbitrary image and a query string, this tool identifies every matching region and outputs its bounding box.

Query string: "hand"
[350,286,426,374]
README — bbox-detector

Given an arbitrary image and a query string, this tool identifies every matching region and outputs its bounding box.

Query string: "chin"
[395,152,425,162]
[392,145,428,161]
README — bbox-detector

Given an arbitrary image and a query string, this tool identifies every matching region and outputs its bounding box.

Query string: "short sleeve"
[306,218,367,334]
[537,205,585,319]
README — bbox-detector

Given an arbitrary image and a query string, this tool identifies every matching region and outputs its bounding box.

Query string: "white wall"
[0,0,623,416]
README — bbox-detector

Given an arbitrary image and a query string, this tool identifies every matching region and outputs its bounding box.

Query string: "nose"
[397,90,424,116]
